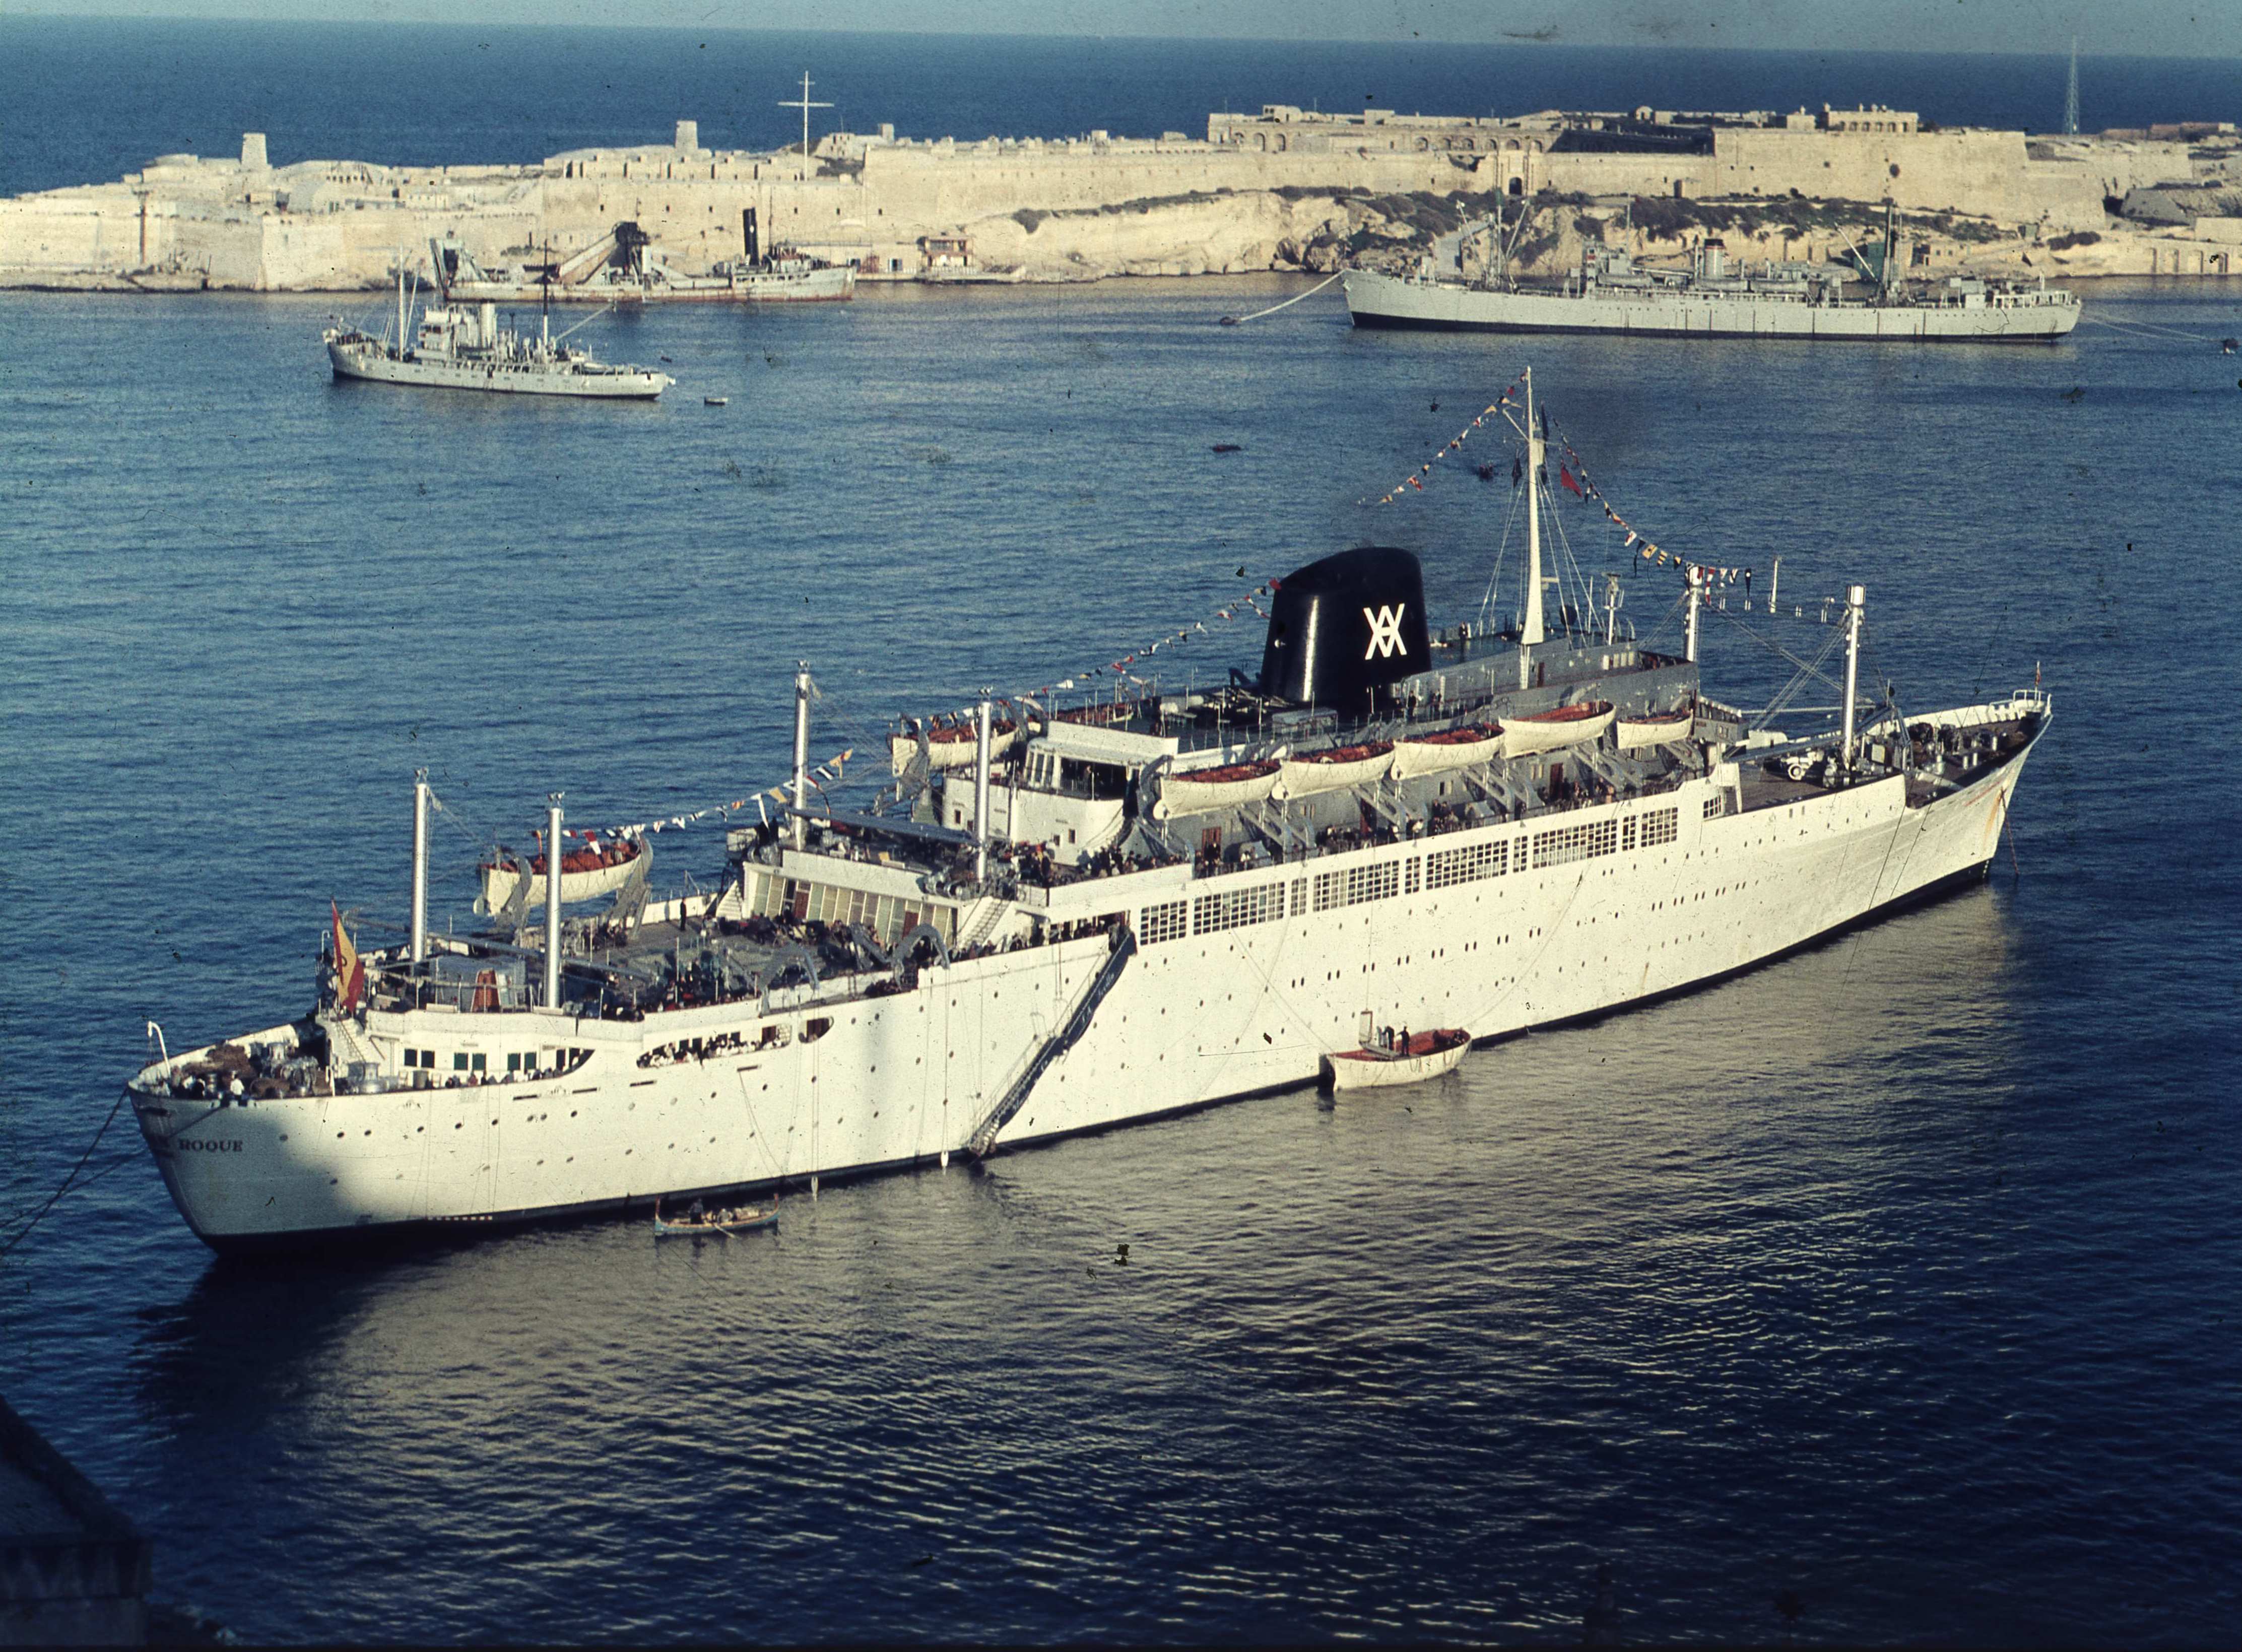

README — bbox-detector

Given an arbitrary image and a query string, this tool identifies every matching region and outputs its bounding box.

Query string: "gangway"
[965,926,1136,1160]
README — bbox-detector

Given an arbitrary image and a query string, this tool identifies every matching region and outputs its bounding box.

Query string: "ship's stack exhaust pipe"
[973,694,993,885]
[545,795,564,1010]
[410,769,429,965]
[1258,547,1430,721]
[1841,584,1866,770]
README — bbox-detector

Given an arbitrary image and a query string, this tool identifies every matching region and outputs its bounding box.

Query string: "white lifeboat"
[1275,740,1395,799]
[889,718,1019,774]
[477,836,647,914]
[1158,759,1282,817]
[1502,701,1616,759]
[1390,722,1504,780]
[1615,708,1695,750]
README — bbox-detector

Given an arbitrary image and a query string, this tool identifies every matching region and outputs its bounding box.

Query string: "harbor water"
[1,273,2238,1642]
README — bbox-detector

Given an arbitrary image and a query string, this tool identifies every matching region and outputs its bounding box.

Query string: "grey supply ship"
[1347,206,2079,343]
[323,262,673,399]
[435,213,855,306]
[125,372,2048,1251]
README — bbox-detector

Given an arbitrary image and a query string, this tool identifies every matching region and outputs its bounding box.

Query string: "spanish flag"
[331,900,364,1013]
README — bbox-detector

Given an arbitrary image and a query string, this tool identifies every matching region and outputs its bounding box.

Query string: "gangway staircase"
[965,926,1137,1160]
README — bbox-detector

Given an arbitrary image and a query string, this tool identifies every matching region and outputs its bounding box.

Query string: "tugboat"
[322,260,673,399]
[125,370,2051,1251]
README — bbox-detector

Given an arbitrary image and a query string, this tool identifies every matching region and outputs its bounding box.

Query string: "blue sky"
[8,0,2238,58]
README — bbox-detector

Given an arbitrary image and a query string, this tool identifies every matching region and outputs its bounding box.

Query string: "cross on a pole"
[777,71,832,161]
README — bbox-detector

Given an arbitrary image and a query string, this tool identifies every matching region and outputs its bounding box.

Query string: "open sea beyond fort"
[0,272,2238,1641]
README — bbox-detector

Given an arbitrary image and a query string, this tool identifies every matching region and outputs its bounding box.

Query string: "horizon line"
[7,9,2238,63]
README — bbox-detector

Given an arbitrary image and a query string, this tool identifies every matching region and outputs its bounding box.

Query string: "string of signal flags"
[565,376,1789,845]
[1365,368,1758,590]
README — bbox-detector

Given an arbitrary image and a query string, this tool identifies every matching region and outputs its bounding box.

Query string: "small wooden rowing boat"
[1276,740,1395,798]
[1390,721,1504,780]
[1615,708,1694,750]
[1502,700,1616,758]
[653,1199,778,1236]
[1323,1027,1472,1091]
[1159,758,1282,816]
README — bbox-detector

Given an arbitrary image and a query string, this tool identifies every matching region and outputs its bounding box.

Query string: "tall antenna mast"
[1522,366,1546,651]
[2063,36,2080,136]
[778,71,832,162]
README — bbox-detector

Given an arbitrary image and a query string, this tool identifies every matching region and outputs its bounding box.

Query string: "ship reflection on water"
[132,888,2022,1642]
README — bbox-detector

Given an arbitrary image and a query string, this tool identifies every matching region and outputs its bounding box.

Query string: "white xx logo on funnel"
[1362,603,1407,660]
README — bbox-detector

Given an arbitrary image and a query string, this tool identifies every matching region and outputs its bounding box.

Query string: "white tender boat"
[1323,1028,1472,1091]
[1502,701,1616,758]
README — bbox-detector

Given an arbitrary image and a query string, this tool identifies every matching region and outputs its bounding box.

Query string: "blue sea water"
[2,18,2238,196]
[3,23,2242,1640]
[1,272,2238,1644]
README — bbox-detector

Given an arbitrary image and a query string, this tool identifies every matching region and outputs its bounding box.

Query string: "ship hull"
[131,703,2042,1252]
[1344,271,2081,342]
[326,343,672,399]
[447,266,856,305]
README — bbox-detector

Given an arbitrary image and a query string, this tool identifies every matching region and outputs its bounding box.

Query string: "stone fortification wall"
[858,141,1475,226]
[3,104,2232,290]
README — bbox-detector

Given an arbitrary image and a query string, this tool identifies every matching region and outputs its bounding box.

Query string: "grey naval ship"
[1347,208,2080,343]
[434,213,855,306]
[127,375,2050,1250]
[322,264,674,399]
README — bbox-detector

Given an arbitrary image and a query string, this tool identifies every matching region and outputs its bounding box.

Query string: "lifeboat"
[1323,1027,1472,1092]
[1158,759,1281,816]
[888,718,1020,774]
[476,835,647,914]
[1390,722,1504,780]
[1501,700,1616,759]
[1275,740,1395,799]
[1616,708,1695,750]
[1055,700,1139,728]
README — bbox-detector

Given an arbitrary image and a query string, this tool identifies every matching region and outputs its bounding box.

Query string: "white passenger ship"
[127,378,2049,1251]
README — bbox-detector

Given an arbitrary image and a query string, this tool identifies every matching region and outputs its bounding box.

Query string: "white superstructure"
[127,383,2050,1251]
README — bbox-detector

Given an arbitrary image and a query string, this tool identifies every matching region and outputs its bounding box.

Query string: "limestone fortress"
[3,99,2236,290]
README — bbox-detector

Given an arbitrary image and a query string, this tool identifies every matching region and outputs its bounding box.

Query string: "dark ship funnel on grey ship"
[1259,547,1431,717]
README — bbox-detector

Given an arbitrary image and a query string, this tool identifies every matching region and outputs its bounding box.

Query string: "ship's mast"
[1522,366,1546,649]
[544,794,564,1010]
[410,769,429,965]
[394,247,405,353]
[1684,564,1703,663]
[1840,583,1866,769]
[790,664,812,850]
[972,693,994,885]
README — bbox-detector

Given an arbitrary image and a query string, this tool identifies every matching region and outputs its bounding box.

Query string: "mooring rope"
[1219,271,1344,326]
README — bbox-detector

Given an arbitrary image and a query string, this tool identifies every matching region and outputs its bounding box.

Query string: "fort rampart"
[1,103,2229,291]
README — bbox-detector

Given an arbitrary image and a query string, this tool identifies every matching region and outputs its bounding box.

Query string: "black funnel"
[1258,547,1430,717]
